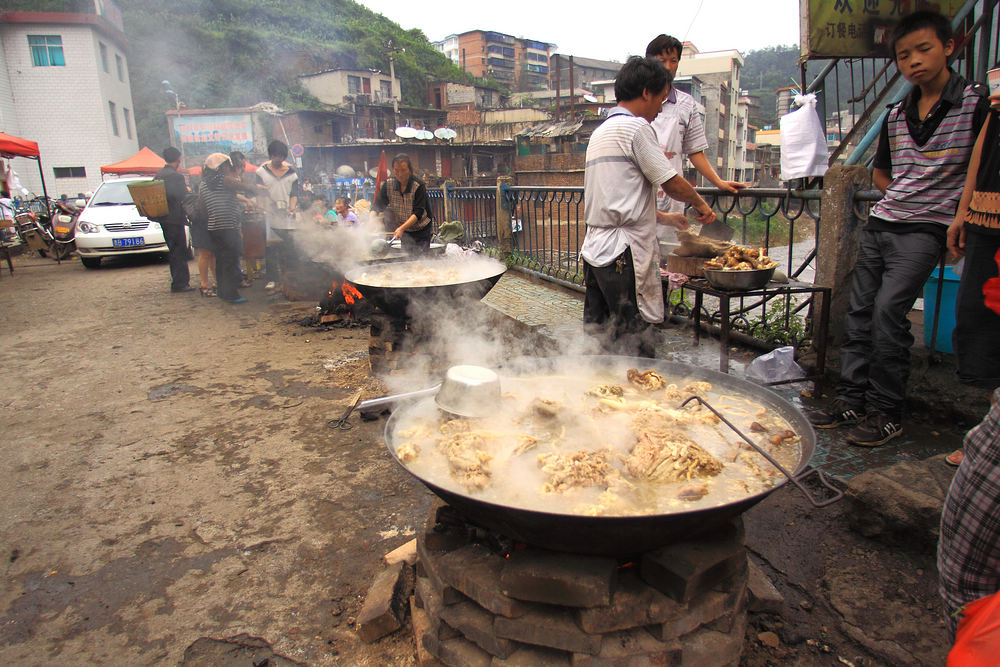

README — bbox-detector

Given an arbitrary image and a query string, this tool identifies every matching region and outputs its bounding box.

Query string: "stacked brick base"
[412,504,749,667]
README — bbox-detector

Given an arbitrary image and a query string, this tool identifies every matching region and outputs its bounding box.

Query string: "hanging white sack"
[779,93,829,180]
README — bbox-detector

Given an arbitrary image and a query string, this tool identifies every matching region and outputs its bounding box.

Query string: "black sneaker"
[846,411,902,447]
[808,398,862,429]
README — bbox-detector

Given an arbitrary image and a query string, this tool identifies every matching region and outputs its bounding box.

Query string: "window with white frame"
[99,42,109,72]
[123,108,133,139]
[347,75,361,94]
[28,35,65,66]
[115,54,124,81]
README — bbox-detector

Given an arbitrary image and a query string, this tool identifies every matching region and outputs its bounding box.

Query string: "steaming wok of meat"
[345,256,506,318]
[383,356,821,555]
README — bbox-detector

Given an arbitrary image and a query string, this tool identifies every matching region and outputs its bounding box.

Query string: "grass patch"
[722,209,816,247]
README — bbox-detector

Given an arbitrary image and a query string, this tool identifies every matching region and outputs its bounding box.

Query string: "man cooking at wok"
[373,153,433,253]
[582,56,716,358]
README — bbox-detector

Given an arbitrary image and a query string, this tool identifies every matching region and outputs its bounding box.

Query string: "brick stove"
[413,503,749,667]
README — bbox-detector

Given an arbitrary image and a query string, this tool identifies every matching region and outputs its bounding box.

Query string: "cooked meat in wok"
[391,365,802,516]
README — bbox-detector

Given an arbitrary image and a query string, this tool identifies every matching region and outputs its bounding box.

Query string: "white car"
[75,176,186,269]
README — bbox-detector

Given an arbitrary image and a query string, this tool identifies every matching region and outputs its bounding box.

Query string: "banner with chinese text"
[171,114,254,159]
[802,0,965,58]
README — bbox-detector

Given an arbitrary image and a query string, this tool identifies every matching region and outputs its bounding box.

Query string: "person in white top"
[646,35,747,234]
[581,56,716,357]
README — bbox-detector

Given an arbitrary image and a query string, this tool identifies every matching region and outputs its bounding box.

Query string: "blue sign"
[172,113,254,158]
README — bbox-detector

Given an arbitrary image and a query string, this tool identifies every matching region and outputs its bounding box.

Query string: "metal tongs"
[680,395,844,508]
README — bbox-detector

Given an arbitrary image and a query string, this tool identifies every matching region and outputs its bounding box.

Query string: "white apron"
[629,223,665,323]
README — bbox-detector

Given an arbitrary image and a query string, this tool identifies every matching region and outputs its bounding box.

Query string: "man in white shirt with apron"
[646,34,747,238]
[581,56,716,357]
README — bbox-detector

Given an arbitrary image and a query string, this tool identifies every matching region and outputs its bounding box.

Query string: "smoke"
[288,209,388,276]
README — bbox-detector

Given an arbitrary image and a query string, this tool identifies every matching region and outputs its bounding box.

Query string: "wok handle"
[680,395,844,509]
[358,384,441,414]
[792,467,844,508]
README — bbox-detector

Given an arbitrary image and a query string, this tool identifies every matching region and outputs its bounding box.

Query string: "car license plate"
[54,227,70,234]
[113,237,145,248]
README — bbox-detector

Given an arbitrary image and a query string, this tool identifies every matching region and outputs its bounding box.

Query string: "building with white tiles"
[0,4,138,196]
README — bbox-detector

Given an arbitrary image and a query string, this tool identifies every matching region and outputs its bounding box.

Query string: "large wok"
[346,258,506,319]
[384,355,841,556]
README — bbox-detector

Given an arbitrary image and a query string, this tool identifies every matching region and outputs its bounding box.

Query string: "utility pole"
[384,39,403,130]
[161,80,185,167]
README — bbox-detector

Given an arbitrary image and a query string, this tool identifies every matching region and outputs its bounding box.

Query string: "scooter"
[13,197,77,260]
[49,199,81,259]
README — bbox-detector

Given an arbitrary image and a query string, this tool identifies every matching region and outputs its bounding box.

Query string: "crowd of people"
[578,11,1000,659]
[153,140,421,304]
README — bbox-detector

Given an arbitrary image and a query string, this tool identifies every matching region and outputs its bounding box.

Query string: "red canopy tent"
[0,132,40,158]
[100,146,165,176]
[0,131,51,206]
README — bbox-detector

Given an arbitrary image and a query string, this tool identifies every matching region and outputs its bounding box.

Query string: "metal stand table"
[668,277,831,381]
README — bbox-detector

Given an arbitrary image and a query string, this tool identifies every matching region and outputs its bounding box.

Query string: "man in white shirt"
[581,56,716,357]
[646,35,747,233]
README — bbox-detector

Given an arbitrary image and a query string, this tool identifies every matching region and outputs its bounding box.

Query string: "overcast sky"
[356,0,802,62]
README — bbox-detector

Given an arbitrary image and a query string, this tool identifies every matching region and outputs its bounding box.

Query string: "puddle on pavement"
[147,383,202,401]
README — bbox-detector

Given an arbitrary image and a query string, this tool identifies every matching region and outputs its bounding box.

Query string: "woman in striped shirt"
[200,153,246,303]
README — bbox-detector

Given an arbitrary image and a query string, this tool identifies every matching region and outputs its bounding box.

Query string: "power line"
[682,0,706,43]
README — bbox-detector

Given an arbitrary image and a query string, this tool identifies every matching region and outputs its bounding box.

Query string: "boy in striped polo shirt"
[810,11,991,446]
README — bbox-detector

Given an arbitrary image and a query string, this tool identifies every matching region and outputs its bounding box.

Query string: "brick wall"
[513,151,585,187]
[447,109,481,126]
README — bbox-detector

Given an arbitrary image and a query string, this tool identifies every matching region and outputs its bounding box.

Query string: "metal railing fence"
[427,183,829,350]
[503,186,586,284]
[446,186,498,246]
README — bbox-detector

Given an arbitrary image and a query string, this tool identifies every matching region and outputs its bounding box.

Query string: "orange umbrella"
[374,150,388,197]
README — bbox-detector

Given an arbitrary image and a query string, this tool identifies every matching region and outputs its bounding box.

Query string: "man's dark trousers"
[954,227,1000,388]
[162,222,191,291]
[837,228,943,417]
[583,247,656,358]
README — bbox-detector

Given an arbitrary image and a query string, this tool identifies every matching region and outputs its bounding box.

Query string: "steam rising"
[289,211,604,394]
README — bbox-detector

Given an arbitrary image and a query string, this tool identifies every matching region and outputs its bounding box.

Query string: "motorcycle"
[13,197,78,260]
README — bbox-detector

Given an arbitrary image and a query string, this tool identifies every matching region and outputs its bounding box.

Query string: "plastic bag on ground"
[746,346,805,384]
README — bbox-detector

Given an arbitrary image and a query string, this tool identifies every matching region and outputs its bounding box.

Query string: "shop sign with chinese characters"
[801,0,965,58]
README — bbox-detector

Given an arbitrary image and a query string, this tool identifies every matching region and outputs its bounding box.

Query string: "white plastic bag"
[779,94,829,180]
[746,346,805,384]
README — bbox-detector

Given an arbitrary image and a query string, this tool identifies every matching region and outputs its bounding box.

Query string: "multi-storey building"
[548,55,622,91]
[433,30,554,92]
[677,43,744,181]
[775,86,796,119]
[0,4,138,195]
[298,68,401,107]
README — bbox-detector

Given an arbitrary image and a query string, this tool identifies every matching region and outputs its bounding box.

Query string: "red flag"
[374,150,388,199]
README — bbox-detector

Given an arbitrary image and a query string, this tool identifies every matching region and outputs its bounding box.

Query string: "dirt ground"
[0,253,950,666]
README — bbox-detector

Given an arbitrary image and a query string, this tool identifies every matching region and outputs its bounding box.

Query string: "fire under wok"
[383,356,841,555]
[345,256,506,319]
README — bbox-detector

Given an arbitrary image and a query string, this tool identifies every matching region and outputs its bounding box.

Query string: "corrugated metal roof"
[515,120,584,138]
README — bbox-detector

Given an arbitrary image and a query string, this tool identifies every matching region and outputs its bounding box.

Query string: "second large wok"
[384,355,839,556]
[346,257,506,319]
